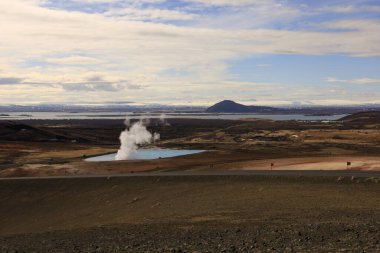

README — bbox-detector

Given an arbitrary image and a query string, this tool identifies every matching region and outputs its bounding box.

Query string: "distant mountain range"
[1,100,380,115]
[206,100,275,113]
[0,104,206,113]
[206,100,380,115]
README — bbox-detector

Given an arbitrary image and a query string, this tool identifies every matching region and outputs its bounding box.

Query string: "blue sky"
[0,0,380,105]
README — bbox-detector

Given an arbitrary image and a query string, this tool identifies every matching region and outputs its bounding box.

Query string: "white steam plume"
[159,114,170,126]
[159,114,166,123]
[115,118,160,160]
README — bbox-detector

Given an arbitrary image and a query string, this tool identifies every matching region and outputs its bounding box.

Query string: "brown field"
[1,115,380,252]
[1,117,380,177]
[0,175,379,252]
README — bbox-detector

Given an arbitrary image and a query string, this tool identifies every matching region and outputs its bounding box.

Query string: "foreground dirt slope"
[0,175,379,252]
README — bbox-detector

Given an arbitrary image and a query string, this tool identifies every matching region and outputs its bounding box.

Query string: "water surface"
[86,148,204,162]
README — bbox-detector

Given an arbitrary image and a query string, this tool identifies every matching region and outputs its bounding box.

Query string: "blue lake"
[85,148,205,162]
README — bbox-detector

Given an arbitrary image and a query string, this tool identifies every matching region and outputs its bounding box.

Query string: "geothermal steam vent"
[116,118,160,160]
[85,116,204,162]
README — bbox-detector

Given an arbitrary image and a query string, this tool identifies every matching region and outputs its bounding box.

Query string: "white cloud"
[62,82,125,92]
[327,77,380,84]
[319,5,380,14]
[70,0,166,3]
[106,7,197,21]
[189,0,302,29]
[46,56,103,65]
[0,0,380,104]
[185,0,269,6]
[70,0,119,3]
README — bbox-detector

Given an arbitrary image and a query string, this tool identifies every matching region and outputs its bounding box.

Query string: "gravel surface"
[1,175,379,252]
[1,221,380,252]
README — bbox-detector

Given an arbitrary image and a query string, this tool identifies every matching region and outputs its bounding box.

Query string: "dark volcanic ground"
[2,221,379,252]
[0,175,379,252]
[1,115,380,251]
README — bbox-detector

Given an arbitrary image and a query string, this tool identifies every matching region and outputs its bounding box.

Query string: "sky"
[0,0,380,106]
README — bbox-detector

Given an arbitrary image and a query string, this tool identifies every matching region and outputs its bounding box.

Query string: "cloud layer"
[1,0,380,105]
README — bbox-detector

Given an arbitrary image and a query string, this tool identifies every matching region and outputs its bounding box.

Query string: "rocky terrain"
[0,175,379,252]
[2,115,380,176]
[1,114,380,251]
[2,221,379,252]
